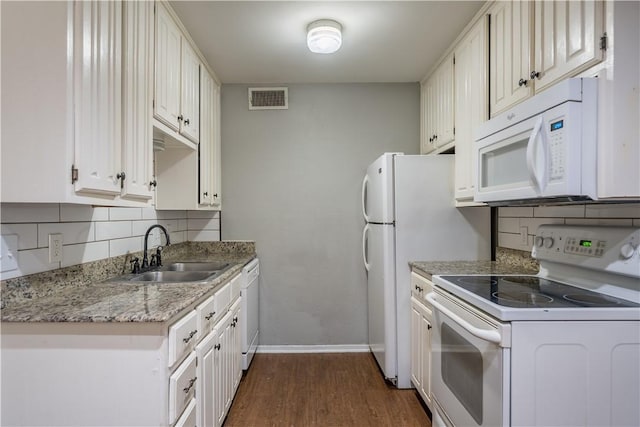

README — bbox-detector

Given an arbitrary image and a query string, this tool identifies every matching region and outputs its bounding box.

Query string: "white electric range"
[427,225,640,427]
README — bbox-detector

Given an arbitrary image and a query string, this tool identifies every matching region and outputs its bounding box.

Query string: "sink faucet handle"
[130,257,141,274]
[149,254,157,267]
[155,246,163,267]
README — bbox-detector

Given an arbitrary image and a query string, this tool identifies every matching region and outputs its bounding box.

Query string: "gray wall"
[221,83,419,346]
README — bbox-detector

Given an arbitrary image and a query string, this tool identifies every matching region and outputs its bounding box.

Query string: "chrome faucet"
[141,224,171,269]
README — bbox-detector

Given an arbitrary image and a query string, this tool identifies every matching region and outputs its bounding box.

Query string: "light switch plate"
[1,234,19,273]
[48,233,63,263]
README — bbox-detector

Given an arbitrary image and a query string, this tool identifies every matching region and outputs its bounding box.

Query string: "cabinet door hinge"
[600,32,608,51]
[453,127,456,136]
[71,165,78,184]
[453,56,455,65]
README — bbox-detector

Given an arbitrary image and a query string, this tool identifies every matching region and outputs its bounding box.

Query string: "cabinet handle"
[518,78,528,87]
[530,70,540,80]
[182,329,197,343]
[415,285,423,292]
[183,377,197,394]
[184,118,190,126]
[116,172,126,189]
[428,137,433,143]
[205,311,216,320]
[177,115,184,122]
[203,191,208,197]
[214,343,221,351]
[427,324,432,330]
[432,134,438,141]
[233,316,238,323]
[213,193,218,198]
[149,179,157,188]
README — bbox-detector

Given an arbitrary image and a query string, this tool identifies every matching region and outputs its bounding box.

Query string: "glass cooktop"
[439,275,640,309]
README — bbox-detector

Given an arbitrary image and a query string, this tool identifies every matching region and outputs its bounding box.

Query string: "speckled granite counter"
[1,241,256,323]
[410,248,539,280]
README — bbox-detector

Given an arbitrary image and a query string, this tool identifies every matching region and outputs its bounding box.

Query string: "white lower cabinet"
[0,273,245,427]
[410,271,434,410]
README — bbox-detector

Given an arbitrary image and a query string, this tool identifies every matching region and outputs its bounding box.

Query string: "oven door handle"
[426,292,502,345]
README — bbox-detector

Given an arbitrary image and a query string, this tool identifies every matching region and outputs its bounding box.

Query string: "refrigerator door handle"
[361,175,370,222]
[362,224,370,272]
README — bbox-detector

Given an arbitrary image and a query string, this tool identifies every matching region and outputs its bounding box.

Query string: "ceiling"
[170,1,484,84]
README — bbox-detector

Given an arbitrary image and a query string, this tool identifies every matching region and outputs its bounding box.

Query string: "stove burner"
[563,293,623,305]
[491,291,554,305]
[456,277,498,286]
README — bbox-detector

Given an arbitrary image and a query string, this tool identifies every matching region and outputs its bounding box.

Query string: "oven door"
[426,290,510,427]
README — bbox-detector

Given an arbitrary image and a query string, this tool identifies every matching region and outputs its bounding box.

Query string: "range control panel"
[532,225,640,279]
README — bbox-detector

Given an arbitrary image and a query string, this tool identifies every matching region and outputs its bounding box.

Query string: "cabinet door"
[420,311,432,407]
[489,0,533,117]
[121,0,154,201]
[410,300,422,388]
[196,329,219,427]
[232,302,242,392]
[73,1,122,196]
[154,3,181,130]
[211,84,222,207]
[421,79,437,154]
[180,41,200,143]
[199,69,214,206]
[454,17,488,202]
[435,54,455,148]
[533,0,604,92]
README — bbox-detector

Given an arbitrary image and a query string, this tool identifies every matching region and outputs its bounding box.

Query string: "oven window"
[441,323,483,424]
[481,138,528,187]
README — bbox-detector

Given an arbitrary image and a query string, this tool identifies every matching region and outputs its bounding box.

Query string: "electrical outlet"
[48,233,63,263]
[520,226,529,245]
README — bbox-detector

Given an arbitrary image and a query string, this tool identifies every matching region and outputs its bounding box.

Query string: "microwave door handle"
[426,292,502,345]
[361,175,370,222]
[526,116,547,194]
[362,224,371,272]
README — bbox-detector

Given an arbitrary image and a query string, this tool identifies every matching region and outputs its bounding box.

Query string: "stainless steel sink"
[167,262,230,272]
[128,271,218,283]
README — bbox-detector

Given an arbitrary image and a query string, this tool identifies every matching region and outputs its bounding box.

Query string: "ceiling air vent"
[248,87,288,110]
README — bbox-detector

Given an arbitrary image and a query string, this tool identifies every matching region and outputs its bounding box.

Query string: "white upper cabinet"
[154,2,182,131]
[420,53,454,154]
[199,70,222,208]
[454,16,488,204]
[533,0,604,92]
[73,1,123,197]
[1,1,154,206]
[489,0,533,117]
[122,0,155,201]
[154,2,200,145]
[489,0,604,116]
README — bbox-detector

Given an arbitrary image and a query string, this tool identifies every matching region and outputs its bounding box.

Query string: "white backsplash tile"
[187,230,221,242]
[187,210,220,219]
[37,222,95,247]
[109,236,144,257]
[157,210,188,220]
[16,247,59,277]
[187,218,220,230]
[61,241,110,268]
[585,203,640,218]
[565,218,634,226]
[60,204,109,222]
[1,224,38,250]
[498,207,534,218]
[95,221,132,241]
[1,203,60,223]
[109,207,143,221]
[533,205,586,218]
[141,207,158,220]
[497,217,519,234]
[131,220,158,236]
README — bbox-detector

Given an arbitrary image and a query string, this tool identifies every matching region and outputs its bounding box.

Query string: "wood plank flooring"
[224,353,432,427]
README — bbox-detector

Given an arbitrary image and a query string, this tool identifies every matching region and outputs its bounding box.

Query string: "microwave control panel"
[548,117,566,182]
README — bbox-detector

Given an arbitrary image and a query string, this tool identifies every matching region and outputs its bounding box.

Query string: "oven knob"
[535,236,544,247]
[543,237,555,248]
[620,243,637,260]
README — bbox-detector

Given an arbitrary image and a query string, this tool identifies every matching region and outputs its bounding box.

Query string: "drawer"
[168,310,198,367]
[411,271,433,302]
[213,281,231,319]
[196,295,216,338]
[174,399,196,427]
[169,352,197,425]
[230,273,242,303]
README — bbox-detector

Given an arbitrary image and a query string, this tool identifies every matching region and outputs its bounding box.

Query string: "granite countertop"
[410,248,540,279]
[1,241,256,323]
[410,260,539,280]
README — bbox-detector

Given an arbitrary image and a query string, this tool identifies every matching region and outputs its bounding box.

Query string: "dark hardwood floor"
[224,353,432,427]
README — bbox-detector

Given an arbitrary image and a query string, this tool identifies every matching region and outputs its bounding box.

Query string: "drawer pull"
[205,311,216,320]
[415,285,423,292]
[215,343,221,351]
[183,377,197,394]
[182,330,198,343]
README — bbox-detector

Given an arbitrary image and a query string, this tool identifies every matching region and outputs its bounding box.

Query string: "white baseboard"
[257,344,370,354]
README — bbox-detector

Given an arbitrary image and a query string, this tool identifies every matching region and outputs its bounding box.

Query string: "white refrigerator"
[361,153,491,388]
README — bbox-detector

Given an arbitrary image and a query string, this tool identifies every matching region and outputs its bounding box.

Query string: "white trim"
[257,344,369,354]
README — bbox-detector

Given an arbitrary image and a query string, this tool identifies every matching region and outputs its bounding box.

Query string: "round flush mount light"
[307,19,342,54]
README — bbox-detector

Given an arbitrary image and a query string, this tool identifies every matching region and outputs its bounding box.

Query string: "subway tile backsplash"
[498,203,640,252]
[0,204,221,280]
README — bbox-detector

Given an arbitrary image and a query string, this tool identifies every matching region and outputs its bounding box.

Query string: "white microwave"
[475,78,598,205]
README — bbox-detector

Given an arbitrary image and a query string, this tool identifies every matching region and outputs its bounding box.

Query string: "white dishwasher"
[241,258,259,370]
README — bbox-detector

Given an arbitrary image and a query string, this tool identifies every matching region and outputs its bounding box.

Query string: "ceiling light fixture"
[307,19,342,54]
